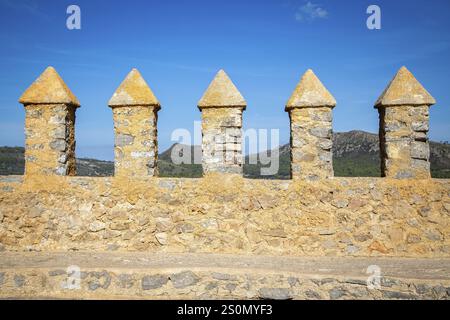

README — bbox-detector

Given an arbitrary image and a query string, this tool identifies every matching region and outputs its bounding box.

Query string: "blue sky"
[0,0,449,160]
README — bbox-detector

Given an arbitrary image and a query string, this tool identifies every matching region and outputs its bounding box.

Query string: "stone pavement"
[0,252,449,299]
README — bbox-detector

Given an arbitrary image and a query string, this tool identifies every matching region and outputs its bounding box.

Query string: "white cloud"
[295,1,328,22]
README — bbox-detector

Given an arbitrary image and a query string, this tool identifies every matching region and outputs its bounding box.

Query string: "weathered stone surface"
[332,198,349,208]
[319,139,333,150]
[411,141,429,160]
[289,108,334,179]
[14,275,25,287]
[286,69,336,110]
[108,69,160,107]
[0,253,449,299]
[176,222,195,234]
[117,274,134,289]
[155,232,168,245]
[258,288,292,300]
[285,70,335,180]
[198,70,246,109]
[329,288,345,299]
[212,273,237,281]
[375,66,435,107]
[88,271,111,290]
[412,121,429,132]
[19,67,79,177]
[377,70,434,179]
[198,71,246,174]
[142,275,168,290]
[0,176,449,258]
[310,127,332,139]
[19,67,80,106]
[49,139,67,152]
[89,221,106,232]
[305,289,321,299]
[112,107,158,178]
[109,69,160,178]
[201,100,244,174]
[48,269,66,276]
[382,290,415,300]
[170,271,199,289]
[115,133,135,147]
[23,104,77,176]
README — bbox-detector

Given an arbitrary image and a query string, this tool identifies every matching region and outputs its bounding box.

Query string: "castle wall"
[1,175,448,258]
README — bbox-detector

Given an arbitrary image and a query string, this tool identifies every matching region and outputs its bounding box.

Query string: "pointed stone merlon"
[18,67,80,176]
[108,69,160,178]
[198,70,246,175]
[375,67,436,179]
[285,70,336,180]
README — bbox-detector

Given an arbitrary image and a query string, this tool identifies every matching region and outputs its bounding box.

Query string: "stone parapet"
[286,70,336,180]
[0,175,448,257]
[375,66,436,179]
[16,66,439,181]
[198,70,246,175]
[108,69,160,178]
[18,67,80,176]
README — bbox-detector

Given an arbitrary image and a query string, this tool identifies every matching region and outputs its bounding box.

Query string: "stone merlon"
[18,66,80,107]
[375,66,436,108]
[198,69,246,110]
[285,69,336,111]
[108,68,160,109]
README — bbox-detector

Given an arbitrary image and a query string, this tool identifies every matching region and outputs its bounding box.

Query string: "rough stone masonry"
[0,252,449,300]
[19,67,80,176]
[3,65,449,299]
[108,69,161,178]
[286,69,336,180]
[0,175,448,257]
[198,70,246,174]
[376,66,436,179]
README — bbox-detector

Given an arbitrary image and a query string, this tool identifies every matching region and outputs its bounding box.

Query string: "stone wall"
[112,106,158,177]
[16,66,438,181]
[4,64,449,300]
[285,69,336,180]
[6,66,448,262]
[375,66,436,179]
[1,175,448,257]
[379,106,430,179]
[289,107,333,180]
[108,68,161,178]
[198,69,246,174]
[201,108,243,174]
[1,252,449,299]
[24,104,76,176]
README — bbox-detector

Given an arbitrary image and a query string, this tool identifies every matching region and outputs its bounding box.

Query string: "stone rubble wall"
[201,108,243,174]
[0,175,448,257]
[289,107,333,180]
[1,266,448,300]
[24,104,76,176]
[380,105,430,179]
[112,106,158,177]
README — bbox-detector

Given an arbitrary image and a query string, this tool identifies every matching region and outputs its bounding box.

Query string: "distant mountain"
[0,147,114,176]
[332,131,450,178]
[0,147,24,176]
[158,144,202,178]
[1,131,449,178]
